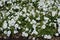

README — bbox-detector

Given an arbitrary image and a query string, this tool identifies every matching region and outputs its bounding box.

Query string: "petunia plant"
[0,0,60,39]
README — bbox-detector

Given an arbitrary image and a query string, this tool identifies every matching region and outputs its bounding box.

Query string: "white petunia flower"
[58,27,60,34]
[55,33,59,36]
[43,21,48,24]
[25,28,29,31]
[18,27,21,29]
[32,0,36,2]
[58,5,60,10]
[41,25,46,29]
[52,11,57,17]
[14,30,18,34]
[22,14,26,17]
[17,21,21,24]
[13,15,19,21]
[7,30,11,37]
[32,24,36,29]
[8,19,16,26]
[31,9,35,17]
[26,13,30,16]
[19,11,23,16]
[12,5,19,9]
[32,37,35,40]
[2,21,7,29]
[6,12,10,16]
[36,16,40,20]
[44,17,49,21]
[25,17,29,21]
[4,30,7,34]
[7,0,12,3]
[58,24,60,27]
[44,35,52,39]
[1,0,7,3]
[0,1,3,6]
[31,30,38,35]
[38,0,45,7]
[58,11,60,16]
[14,24,19,29]
[0,27,3,31]
[57,18,60,24]
[22,7,27,13]
[8,27,10,29]
[30,19,36,24]
[22,32,28,37]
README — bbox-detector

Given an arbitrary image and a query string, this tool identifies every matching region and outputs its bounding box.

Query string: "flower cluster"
[0,0,60,39]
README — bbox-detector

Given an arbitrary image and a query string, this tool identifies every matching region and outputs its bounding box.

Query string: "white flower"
[32,24,36,29]
[12,5,19,9]
[2,21,7,29]
[44,35,47,39]
[22,7,27,13]
[38,0,45,6]
[32,0,36,2]
[28,19,31,22]
[8,19,16,26]
[17,21,21,24]
[58,5,60,10]
[43,21,48,24]
[55,33,59,36]
[4,31,7,34]
[1,0,7,2]
[6,12,10,16]
[8,27,10,29]
[0,1,3,6]
[25,28,29,31]
[31,30,38,35]
[58,24,60,27]
[58,27,60,34]
[32,37,35,40]
[31,9,35,17]
[14,30,18,34]
[41,25,46,29]
[52,11,57,17]
[25,17,29,21]
[57,18,60,24]
[26,13,30,16]
[7,30,11,37]
[44,17,49,21]
[18,27,21,29]
[25,17,31,22]
[14,24,19,29]
[13,16,19,21]
[22,32,28,37]
[36,10,40,13]
[44,35,52,39]
[7,0,12,3]
[0,27,3,31]
[22,14,26,17]
[19,11,23,16]
[36,16,40,20]
[43,8,48,11]
[29,3,33,6]
[8,17,11,19]
[30,19,36,24]
[58,11,60,16]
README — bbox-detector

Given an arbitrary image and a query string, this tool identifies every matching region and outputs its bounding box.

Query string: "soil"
[0,34,60,40]
[0,36,59,40]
